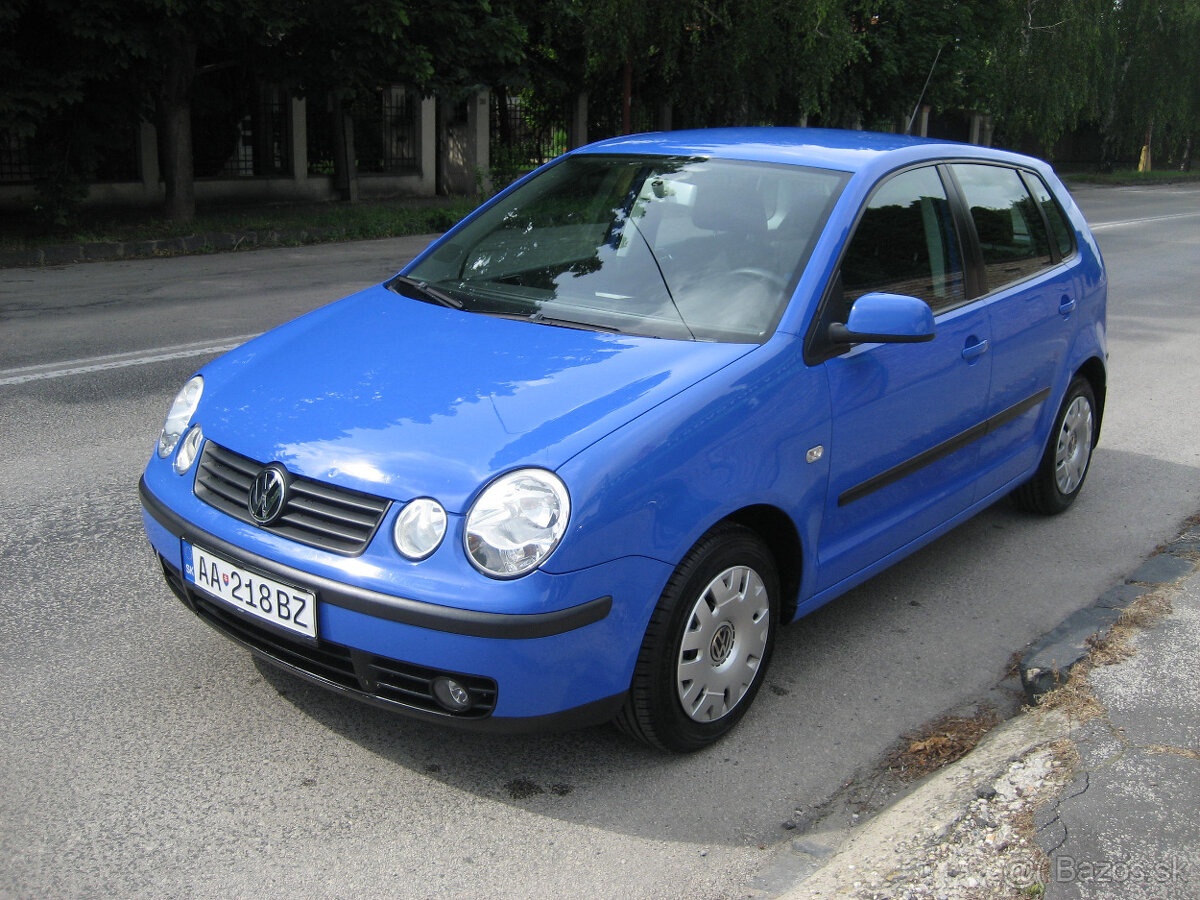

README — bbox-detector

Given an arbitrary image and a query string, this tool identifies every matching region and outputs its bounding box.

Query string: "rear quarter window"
[1024,175,1076,259]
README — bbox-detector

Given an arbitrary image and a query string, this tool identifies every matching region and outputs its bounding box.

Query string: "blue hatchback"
[140,128,1107,751]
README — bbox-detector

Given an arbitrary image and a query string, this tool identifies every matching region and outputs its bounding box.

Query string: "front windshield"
[403,154,847,342]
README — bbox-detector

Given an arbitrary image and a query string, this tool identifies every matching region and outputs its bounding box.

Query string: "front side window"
[404,155,847,343]
[950,164,1053,292]
[840,166,964,316]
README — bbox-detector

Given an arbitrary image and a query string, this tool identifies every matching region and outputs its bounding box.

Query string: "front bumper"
[140,477,669,731]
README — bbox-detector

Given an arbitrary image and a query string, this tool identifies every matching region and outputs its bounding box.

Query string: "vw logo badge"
[248,464,289,525]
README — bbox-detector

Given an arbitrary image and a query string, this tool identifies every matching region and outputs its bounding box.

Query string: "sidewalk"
[769,519,1200,899]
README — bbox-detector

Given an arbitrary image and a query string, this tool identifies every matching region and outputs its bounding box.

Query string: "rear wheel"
[616,524,778,752]
[1014,376,1097,515]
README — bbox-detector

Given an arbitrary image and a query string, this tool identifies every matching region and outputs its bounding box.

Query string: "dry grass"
[1035,665,1107,722]
[887,707,1001,782]
[1090,587,1175,664]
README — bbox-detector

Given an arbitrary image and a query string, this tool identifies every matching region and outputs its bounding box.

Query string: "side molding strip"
[838,388,1052,507]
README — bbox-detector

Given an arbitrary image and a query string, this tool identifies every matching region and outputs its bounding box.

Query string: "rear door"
[946,163,1077,500]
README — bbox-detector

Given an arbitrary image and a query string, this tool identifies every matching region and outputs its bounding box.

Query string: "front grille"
[161,556,497,719]
[194,441,390,556]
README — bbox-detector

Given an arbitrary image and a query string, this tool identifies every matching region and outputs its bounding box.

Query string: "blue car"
[140,128,1107,751]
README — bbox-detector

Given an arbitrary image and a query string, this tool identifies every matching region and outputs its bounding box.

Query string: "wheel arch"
[723,504,803,624]
[1076,355,1107,440]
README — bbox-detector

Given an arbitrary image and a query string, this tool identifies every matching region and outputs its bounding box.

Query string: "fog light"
[393,497,447,560]
[432,676,473,713]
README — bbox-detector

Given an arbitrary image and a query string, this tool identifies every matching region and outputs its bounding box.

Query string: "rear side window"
[950,164,1052,292]
[840,166,964,314]
[1026,176,1075,259]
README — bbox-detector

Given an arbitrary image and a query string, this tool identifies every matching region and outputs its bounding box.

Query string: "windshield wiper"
[530,312,622,333]
[387,275,463,309]
[477,308,621,333]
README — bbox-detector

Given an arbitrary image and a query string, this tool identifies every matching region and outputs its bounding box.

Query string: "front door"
[816,165,993,592]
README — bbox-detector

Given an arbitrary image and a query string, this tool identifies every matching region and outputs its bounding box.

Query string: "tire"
[615,523,779,752]
[1014,376,1097,515]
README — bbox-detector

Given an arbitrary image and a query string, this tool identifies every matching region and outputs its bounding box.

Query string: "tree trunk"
[156,31,198,222]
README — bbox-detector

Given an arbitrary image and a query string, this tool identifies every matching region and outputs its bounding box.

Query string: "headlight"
[393,498,447,560]
[157,375,203,458]
[465,469,570,578]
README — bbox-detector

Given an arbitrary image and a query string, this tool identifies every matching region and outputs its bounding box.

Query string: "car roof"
[576,127,1045,177]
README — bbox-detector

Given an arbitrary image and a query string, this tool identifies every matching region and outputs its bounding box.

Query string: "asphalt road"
[2,183,1198,899]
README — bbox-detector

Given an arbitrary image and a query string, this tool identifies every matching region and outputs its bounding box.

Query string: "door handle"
[962,338,989,361]
[1059,296,1077,315]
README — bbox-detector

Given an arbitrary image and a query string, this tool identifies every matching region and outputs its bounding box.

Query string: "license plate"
[183,543,318,640]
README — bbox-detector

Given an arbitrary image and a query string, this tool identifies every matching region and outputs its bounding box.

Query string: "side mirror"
[827,292,935,344]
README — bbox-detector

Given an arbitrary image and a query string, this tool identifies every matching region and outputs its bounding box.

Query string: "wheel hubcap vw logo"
[248,464,289,525]
[709,622,736,666]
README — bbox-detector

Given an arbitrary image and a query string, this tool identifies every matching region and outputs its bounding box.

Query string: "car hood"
[198,284,755,511]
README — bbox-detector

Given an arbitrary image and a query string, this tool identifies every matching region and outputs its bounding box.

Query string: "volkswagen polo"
[140,128,1107,751]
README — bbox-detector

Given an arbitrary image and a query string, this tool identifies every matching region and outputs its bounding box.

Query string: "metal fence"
[0,132,34,184]
[490,93,569,187]
[352,87,420,174]
[306,98,336,176]
[195,83,289,178]
[0,126,139,185]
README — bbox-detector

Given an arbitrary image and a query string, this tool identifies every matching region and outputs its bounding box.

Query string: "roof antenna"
[905,45,944,135]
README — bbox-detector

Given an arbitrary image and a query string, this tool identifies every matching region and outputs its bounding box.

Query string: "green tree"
[828,1,1005,133]
[574,0,862,132]
[0,0,303,222]
[149,0,419,221]
[977,0,1117,152]
[670,0,862,127]
[1105,0,1200,169]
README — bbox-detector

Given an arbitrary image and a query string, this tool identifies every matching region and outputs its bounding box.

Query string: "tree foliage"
[979,0,1118,149]
[0,0,154,224]
[1105,0,1200,166]
[2,0,1198,225]
[828,1,1006,131]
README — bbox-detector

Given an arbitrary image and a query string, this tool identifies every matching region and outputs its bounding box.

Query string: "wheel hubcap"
[676,565,770,723]
[1054,396,1093,495]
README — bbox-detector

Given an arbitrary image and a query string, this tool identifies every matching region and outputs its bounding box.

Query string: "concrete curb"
[773,706,1076,898]
[1018,525,1200,703]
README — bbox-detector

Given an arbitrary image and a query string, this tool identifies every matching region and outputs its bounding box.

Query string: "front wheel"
[616,524,779,752]
[1014,376,1097,515]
